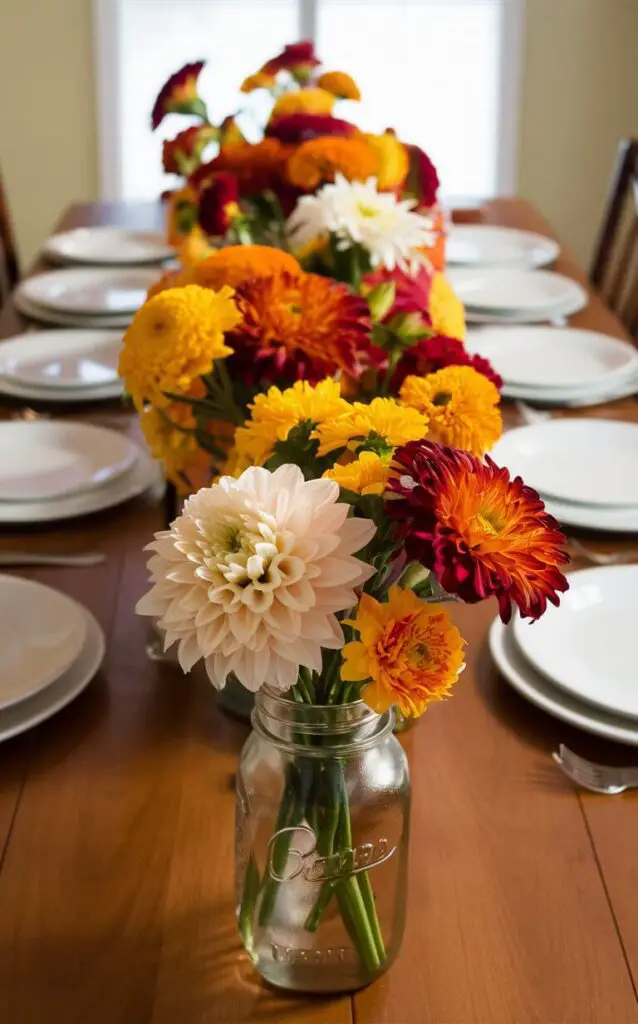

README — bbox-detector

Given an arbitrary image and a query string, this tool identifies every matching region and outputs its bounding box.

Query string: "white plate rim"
[447,225,560,268]
[464,290,587,324]
[489,616,638,746]
[14,290,133,329]
[18,267,158,316]
[0,605,105,743]
[0,328,123,390]
[449,268,587,314]
[501,372,638,408]
[0,374,123,404]
[43,227,174,266]
[543,494,638,533]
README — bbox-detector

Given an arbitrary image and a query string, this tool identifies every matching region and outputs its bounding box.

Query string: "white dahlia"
[137,464,376,692]
[286,173,436,273]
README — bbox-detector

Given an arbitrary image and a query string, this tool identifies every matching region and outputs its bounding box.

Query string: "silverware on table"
[569,538,638,566]
[0,552,106,567]
[553,744,638,794]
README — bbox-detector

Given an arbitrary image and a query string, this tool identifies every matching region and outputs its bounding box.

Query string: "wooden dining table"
[0,198,637,1024]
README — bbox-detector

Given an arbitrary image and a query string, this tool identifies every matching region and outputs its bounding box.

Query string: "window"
[93,0,524,201]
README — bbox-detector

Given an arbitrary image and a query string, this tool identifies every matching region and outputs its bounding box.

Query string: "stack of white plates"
[491,418,638,533]
[466,325,638,407]
[14,267,159,328]
[0,421,159,523]
[490,564,638,745]
[447,224,559,269]
[0,575,105,742]
[0,329,124,403]
[43,227,174,266]
[448,267,588,324]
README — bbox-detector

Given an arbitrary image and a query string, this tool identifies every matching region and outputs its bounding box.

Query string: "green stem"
[257,763,312,927]
[335,878,381,975]
[238,854,261,957]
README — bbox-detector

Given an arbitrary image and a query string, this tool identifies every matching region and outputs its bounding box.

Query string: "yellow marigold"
[140,403,211,494]
[177,227,216,268]
[232,378,350,468]
[362,132,409,190]
[188,245,301,291]
[270,87,336,123]
[342,586,465,718]
[429,272,465,340]
[286,136,379,190]
[324,451,392,496]
[241,70,276,93]
[399,365,502,455]
[317,71,361,101]
[313,396,429,457]
[118,284,240,411]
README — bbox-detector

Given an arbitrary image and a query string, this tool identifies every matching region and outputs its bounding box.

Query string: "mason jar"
[235,688,411,993]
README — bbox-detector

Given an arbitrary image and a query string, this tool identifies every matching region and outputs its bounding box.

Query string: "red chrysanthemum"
[198,172,241,236]
[266,113,357,143]
[261,41,320,76]
[229,270,384,387]
[406,145,440,209]
[392,334,503,391]
[151,61,207,130]
[387,440,569,622]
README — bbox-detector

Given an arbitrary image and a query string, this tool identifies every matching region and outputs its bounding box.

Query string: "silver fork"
[553,744,638,794]
[569,538,638,566]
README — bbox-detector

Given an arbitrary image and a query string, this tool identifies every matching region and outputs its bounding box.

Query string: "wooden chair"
[0,164,20,304]
[590,138,638,338]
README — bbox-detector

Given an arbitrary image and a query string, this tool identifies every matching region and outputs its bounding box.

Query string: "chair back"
[590,139,638,338]
[0,164,20,304]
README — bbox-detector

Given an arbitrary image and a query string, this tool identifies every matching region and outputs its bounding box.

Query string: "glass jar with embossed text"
[235,687,410,993]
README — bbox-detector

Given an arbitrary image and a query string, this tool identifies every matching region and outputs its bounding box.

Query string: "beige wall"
[1,0,637,268]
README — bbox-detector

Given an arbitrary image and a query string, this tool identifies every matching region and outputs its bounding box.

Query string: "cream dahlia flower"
[286,173,436,273]
[136,464,376,692]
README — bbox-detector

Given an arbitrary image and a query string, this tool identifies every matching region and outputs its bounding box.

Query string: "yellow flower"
[177,227,216,267]
[313,396,429,457]
[118,285,240,411]
[342,586,465,718]
[399,365,502,455]
[241,70,276,93]
[231,378,350,468]
[362,132,409,190]
[317,71,361,101]
[324,451,392,495]
[428,272,465,340]
[140,403,211,493]
[270,87,336,122]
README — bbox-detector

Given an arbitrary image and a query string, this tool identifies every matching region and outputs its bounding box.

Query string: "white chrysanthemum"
[137,464,376,693]
[286,174,436,273]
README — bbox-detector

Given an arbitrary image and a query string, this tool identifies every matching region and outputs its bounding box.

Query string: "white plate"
[513,565,638,720]
[0,421,138,502]
[501,373,638,407]
[44,228,173,266]
[449,268,588,317]
[0,575,87,711]
[18,267,158,316]
[447,225,559,269]
[0,329,122,389]
[0,374,123,404]
[0,449,160,523]
[465,325,638,391]
[489,616,638,746]
[14,290,134,329]
[490,420,638,508]
[543,494,638,534]
[0,605,105,744]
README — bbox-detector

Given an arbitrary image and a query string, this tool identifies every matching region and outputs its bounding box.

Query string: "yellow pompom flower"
[362,132,409,190]
[341,586,466,718]
[119,285,240,411]
[140,403,210,493]
[324,451,392,496]
[270,87,336,123]
[313,396,429,457]
[317,71,361,101]
[428,272,466,340]
[400,365,502,455]
[240,70,276,93]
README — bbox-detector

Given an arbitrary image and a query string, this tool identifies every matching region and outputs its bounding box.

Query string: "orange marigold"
[240,70,276,93]
[317,71,361,101]
[192,139,291,196]
[270,87,336,124]
[187,245,301,291]
[286,136,379,190]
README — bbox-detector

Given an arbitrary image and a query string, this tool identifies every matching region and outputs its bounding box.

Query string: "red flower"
[266,113,357,143]
[162,124,216,175]
[387,440,569,622]
[261,41,320,76]
[406,145,440,209]
[198,173,241,236]
[151,61,207,130]
[190,139,291,197]
[392,334,503,391]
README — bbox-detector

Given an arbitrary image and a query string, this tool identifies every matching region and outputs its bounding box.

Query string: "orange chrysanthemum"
[400,365,502,455]
[362,132,409,190]
[187,245,301,291]
[286,136,379,190]
[317,71,361,101]
[270,87,336,124]
[388,440,570,622]
[342,587,465,718]
[192,140,291,196]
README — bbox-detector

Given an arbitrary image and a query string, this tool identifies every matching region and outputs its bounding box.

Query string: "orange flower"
[400,365,502,455]
[286,136,379,190]
[270,87,336,123]
[151,61,207,130]
[177,228,216,268]
[187,245,301,291]
[362,132,409,190]
[240,70,276,93]
[342,587,465,718]
[192,140,291,196]
[317,71,361,101]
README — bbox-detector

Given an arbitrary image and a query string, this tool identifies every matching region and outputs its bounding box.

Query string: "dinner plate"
[0,575,87,711]
[542,494,638,534]
[0,448,160,523]
[447,225,559,269]
[489,616,638,746]
[0,329,122,389]
[465,325,638,391]
[43,227,173,266]
[0,374,123,404]
[18,267,158,316]
[0,421,138,502]
[501,372,638,407]
[14,289,134,329]
[490,420,638,508]
[0,604,105,744]
[513,565,638,720]
[449,268,588,317]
